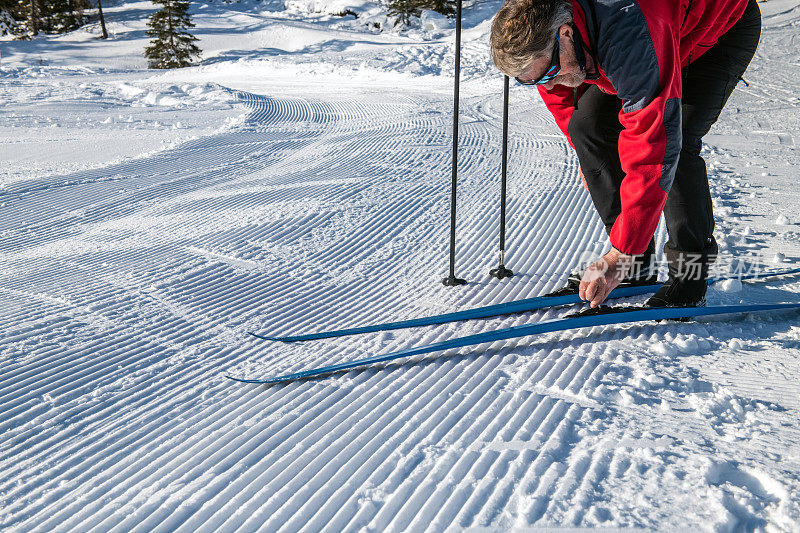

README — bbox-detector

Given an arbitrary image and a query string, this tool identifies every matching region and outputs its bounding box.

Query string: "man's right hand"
[579,167,588,191]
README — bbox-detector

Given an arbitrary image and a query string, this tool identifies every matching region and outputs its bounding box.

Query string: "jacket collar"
[571,0,602,81]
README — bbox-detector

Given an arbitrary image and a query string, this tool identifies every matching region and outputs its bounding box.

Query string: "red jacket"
[538,0,750,255]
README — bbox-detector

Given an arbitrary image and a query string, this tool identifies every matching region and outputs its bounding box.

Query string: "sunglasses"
[515,36,561,85]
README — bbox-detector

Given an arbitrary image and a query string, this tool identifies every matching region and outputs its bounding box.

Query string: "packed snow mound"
[420,10,453,32]
[284,0,379,17]
[0,75,245,187]
[113,82,238,107]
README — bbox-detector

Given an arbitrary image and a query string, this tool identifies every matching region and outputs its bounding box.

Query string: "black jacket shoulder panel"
[576,0,662,113]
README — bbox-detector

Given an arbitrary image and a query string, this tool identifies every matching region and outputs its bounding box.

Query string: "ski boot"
[646,239,718,308]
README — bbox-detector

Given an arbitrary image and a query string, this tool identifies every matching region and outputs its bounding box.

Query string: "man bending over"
[490,0,761,307]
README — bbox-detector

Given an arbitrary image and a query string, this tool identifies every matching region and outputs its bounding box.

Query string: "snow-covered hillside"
[2,0,800,530]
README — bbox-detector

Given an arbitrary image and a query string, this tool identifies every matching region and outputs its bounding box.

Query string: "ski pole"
[490,75,514,279]
[443,0,467,287]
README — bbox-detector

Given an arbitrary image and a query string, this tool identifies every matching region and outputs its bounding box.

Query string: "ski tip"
[248,331,290,342]
[225,374,279,384]
[712,265,800,284]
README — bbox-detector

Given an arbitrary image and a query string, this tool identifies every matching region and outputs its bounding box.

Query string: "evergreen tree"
[0,8,15,36]
[45,0,90,33]
[387,0,455,27]
[1,0,89,37]
[0,0,22,36]
[144,0,201,69]
[65,0,90,32]
[387,0,419,27]
[426,0,455,17]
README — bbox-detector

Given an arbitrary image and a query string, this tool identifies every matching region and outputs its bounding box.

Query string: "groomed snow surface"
[2,0,800,531]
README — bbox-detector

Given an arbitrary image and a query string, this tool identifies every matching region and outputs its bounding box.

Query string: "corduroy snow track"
[3,0,800,529]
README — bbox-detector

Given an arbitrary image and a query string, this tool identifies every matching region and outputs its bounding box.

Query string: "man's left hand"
[579,249,635,308]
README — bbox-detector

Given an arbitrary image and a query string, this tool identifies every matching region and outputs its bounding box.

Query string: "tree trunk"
[168,1,173,50]
[29,0,38,36]
[97,0,107,38]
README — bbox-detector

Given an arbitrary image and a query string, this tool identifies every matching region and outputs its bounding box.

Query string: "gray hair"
[490,0,573,77]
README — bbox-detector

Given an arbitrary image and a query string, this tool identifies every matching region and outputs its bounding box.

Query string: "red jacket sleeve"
[609,13,682,255]
[538,84,577,148]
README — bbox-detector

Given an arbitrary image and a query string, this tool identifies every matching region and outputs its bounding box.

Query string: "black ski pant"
[567,0,761,276]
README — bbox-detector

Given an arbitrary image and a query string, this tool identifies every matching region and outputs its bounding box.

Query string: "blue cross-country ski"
[250,266,800,342]
[230,301,800,384]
